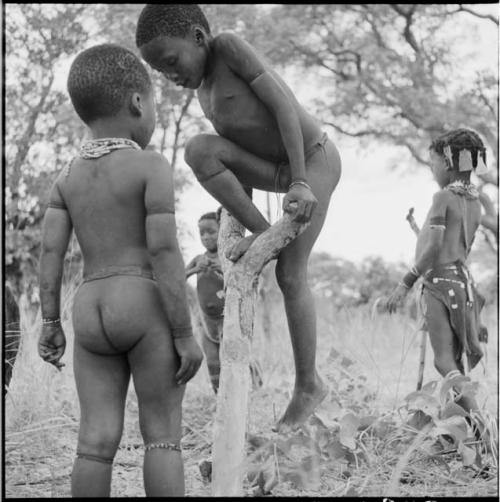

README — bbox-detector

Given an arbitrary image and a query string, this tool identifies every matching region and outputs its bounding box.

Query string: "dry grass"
[4,287,498,497]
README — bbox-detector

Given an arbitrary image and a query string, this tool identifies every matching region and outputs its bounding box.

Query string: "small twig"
[416,331,427,391]
[182,421,212,446]
[406,207,420,236]
[13,473,69,486]
[7,422,77,436]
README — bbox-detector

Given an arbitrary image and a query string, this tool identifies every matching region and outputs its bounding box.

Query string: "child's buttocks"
[73,274,169,355]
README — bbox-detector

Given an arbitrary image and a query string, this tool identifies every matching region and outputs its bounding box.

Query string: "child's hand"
[173,336,204,385]
[283,184,318,223]
[386,283,409,314]
[38,324,66,371]
[197,255,211,272]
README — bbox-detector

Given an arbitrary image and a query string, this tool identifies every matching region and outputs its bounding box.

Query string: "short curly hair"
[67,44,152,125]
[199,211,218,223]
[136,4,211,48]
[429,128,487,171]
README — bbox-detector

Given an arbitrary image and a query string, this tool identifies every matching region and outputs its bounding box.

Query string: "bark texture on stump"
[211,207,308,496]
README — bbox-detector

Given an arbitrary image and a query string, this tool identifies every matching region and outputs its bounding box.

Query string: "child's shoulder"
[129,148,169,165]
[212,31,252,57]
[431,188,455,206]
[213,31,243,47]
[127,149,173,179]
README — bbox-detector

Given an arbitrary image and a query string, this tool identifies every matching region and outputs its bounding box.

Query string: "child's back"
[416,187,482,266]
[59,149,164,275]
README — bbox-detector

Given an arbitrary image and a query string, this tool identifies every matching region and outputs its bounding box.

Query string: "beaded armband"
[171,324,193,339]
[401,265,421,289]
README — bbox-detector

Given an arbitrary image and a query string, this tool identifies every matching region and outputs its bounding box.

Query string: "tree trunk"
[211,207,308,496]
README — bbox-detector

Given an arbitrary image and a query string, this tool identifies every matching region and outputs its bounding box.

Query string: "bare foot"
[226,233,262,262]
[273,378,328,434]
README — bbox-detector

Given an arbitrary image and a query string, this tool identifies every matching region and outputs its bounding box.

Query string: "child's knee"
[78,425,122,460]
[275,262,307,295]
[184,134,217,170]
[433,354,460,376]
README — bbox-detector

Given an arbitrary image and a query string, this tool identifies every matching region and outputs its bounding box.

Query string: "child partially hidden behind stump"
[186,210,262,393]
[386,128,490,431]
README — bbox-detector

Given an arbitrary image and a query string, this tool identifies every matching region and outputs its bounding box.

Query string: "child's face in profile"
[429,149,451,188]
[198,218,219,253]
[139,33,208,90]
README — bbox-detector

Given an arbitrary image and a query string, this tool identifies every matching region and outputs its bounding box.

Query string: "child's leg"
[72,343,130,497]
[201,333,221,393]
[425,292,478,413]
[186,133,340,428]
[184,134,281,250]
[273,149,339,430]
[128,324,185,497]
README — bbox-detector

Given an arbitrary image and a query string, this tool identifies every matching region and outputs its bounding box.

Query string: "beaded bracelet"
[289,179,311,191]
[42,317,61,325]
[401,265,421,289]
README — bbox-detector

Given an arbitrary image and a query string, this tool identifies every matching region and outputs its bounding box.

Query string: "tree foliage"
[5,4,90,295]
[5,3,497,304]
[259,4,498,175]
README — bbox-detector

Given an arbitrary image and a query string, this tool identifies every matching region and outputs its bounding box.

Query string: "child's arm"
[144,152,203,384]
[215,33,317,223]
[413,191,449,274]
[38,180,72,370]
[185,256,200,279]
[386,191,449,313]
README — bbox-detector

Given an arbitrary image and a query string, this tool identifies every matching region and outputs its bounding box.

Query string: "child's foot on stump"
[273,378,328,434]
[226,232,263,262]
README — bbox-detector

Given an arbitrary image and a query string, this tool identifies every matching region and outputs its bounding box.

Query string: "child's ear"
[192,26,206,46]
[129,92,142,117]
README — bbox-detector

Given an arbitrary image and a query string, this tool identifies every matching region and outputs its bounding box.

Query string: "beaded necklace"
[444,180,479,200]
[65,137,142,176]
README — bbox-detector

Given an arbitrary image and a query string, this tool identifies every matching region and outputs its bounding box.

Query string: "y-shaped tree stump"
[212,206,308,496]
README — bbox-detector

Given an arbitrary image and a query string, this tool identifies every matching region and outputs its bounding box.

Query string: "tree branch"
[10,73,55,194]
[170,90,194,169]
[391,4,421,54]
[457,4,499,25]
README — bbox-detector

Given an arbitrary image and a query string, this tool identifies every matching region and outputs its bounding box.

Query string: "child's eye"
[163,56,177,66]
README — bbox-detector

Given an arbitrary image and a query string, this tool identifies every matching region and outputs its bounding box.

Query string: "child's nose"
[165,71,178,82]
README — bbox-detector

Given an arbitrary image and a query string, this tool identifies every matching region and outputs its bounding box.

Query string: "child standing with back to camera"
[38,44,203,497]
